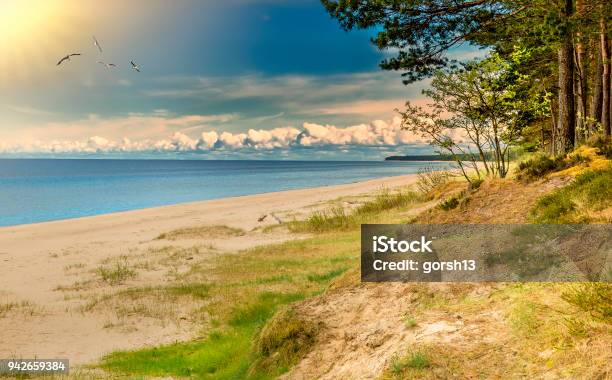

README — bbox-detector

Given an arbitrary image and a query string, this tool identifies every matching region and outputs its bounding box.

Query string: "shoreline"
[0,172,422,231]
[0,172,421,364]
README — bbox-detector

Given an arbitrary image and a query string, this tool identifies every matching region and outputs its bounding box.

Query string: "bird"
[92,36,103,53]
[130,60,140,72]
[97,61,118,68]
[57,53,81,66]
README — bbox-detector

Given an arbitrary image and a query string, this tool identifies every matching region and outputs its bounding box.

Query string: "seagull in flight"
[97,61,118,69]
[57,53,81,66]
[130,60,140,72]
[93,36,103,53]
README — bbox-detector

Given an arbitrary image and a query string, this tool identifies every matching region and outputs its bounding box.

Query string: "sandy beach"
[0,173,419,365]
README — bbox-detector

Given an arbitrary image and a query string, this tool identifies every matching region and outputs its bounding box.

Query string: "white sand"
[0,173,419,365]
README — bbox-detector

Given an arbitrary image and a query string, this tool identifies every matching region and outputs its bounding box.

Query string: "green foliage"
[292,190,420,233]
[439,196,459,211]
[101,292,305,380]
[531,165,612,223]
[516,154,565,181]
[97,260,136,285]
[400,52,533,180]
[402,314,417,328]
[468,178,484,191]
[307,268,347,283]
[562,283,612,323]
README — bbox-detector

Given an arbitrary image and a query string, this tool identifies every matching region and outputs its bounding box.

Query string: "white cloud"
[0,116,433,154]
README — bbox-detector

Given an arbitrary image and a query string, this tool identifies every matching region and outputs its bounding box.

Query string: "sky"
[0,0,483,160]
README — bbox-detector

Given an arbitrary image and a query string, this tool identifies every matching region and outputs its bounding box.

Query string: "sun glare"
[0,1,78,87]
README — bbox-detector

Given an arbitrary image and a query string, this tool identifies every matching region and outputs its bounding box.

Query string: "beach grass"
[157,225,246,240]
[289,188,421,233]
[98,231,361,379]
[531,164,612,223]
[98,150,612,379]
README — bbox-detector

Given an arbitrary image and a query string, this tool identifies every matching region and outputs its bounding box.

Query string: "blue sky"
[0,0,482,160]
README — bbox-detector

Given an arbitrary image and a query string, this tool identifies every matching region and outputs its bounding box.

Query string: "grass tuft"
[531,165,612,223]
[402,314,417,328]
[97,260,136,285]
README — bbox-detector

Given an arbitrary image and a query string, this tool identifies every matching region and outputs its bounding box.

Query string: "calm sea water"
[0,159,449,227]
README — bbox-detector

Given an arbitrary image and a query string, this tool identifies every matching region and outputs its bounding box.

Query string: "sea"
[0,159,450,227]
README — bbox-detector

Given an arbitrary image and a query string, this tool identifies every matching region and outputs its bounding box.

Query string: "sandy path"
[0,173,418,365]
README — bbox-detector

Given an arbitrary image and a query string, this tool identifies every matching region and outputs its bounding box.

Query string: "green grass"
[307,267,348,283]
[290,189,421,233]
[402,314,417,328]
[439,196,459,210]
[101,292,305,380]
[530,165,612,223]
[96,260,136,285]
[562,283,612,323]
[97,232,362,379]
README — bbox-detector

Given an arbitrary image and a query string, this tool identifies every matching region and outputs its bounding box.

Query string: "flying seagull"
[92,36,103,53]
[130,60,140,72]
[97,61,118,68]
[57,53,81,66]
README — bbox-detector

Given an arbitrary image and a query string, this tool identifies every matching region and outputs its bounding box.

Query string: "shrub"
[515,153,565,181]
[562,283,612,323]
[468,178,484,190]
[439,196,459,211]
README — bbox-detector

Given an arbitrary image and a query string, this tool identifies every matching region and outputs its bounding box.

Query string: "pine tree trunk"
[590,41,604,132]
[556,0,575,153]
[575,0,587,141]
[601,17,611,136]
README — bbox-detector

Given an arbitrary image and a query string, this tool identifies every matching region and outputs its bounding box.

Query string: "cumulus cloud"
[0,116,434,154]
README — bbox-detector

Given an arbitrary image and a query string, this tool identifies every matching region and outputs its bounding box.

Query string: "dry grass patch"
[156,225,246,240]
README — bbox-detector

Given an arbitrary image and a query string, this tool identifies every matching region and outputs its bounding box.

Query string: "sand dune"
[0,173,419,365]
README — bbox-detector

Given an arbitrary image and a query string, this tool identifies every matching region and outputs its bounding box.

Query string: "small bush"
[468,178,484,190]
[253,307,320,372]
[561,283,612,323]
[439,196,459,211]
[515,153,565,181]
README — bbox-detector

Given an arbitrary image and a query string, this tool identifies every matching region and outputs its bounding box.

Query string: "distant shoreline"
[385,155,458,161]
